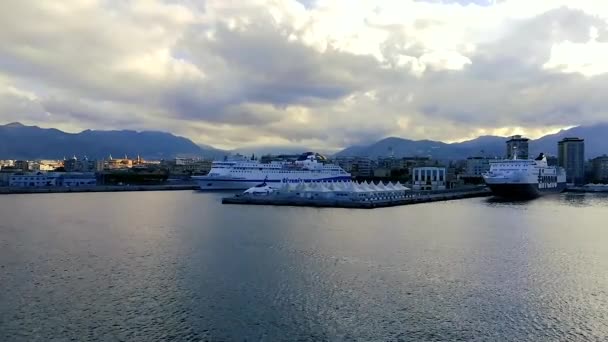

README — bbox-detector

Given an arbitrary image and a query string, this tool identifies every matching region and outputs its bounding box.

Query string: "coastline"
[0,184,198,195]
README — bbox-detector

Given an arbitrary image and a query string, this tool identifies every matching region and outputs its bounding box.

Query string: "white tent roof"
[351,182,368,192]
[317,183,332,192]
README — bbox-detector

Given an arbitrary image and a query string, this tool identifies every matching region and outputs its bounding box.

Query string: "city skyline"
[2,1,608,151]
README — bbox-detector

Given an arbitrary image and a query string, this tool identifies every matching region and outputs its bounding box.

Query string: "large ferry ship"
[482,153,567,198]
[193,152,351,190]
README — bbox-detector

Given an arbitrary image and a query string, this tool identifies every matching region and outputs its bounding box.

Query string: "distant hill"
[231,145,337,156]
[334,124,608,160]
[335,136,505,160]
[530,124,608,158]
[0,122,226,160]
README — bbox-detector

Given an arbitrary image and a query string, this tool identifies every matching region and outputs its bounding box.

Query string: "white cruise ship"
[193,152,351,190]
[482,153,567,198]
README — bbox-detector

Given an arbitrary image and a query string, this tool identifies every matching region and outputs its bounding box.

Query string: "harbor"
[0,184,198,195]
[565,184,608,193]
[222,182,490,208]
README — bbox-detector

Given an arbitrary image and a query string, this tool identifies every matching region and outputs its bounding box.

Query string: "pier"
[565,185,608,193]
[0,184,198,195]
[222,186,490,209]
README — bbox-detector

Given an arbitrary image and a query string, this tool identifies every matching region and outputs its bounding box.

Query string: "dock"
[565,185,608,193]
[0,184,198,195]
[222,187,491,209]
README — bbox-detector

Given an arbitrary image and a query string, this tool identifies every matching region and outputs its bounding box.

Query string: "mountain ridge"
[3,122,607,161]
[0,122,226,160]
[334,124,608,160]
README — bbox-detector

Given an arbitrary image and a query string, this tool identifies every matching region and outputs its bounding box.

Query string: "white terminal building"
[412,167,447,191]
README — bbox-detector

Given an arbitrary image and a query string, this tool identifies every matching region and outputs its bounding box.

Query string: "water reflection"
[1,191,608,341]
[484,196,535,208]
[560,192,608,207]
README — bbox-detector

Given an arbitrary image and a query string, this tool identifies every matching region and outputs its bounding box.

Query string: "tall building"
[64,156,104,172]
[333,157,372,177]
[165,158,213,175]
[558,137,585,185]
[591,155,608,183]
[14,160,30,171]
[506,135,529,160]
[465,157,490,177]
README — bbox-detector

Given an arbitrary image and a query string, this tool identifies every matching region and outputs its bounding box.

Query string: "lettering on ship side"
[538,182,557,189]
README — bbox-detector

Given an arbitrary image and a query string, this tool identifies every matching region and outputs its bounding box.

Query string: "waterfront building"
[106,155,134,170]
[506,135,529,160]
[334,157,372,177]
[64,156,104,172]
[558,137,585,185]
[58,173,97,187]
[377,157,404,170]
[0,160,14,169]
[31,161,59,171]
[162,158,213,175]
[175,158,213,173]
[0,169,15,186]
[9,172,59,187]
[14,160,30,172]
[7,172,97,187]
[412,167,446,191]
[465,157,490,177]
[591,155,608,183]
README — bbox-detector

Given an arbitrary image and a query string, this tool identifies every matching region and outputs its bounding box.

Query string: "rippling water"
[1,191,607,341]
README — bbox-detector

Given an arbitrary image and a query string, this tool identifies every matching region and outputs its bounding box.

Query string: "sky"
[1,0,608,151]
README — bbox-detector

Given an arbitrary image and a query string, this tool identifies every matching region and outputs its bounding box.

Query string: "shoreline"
[0,184,198,194]
[565,187,608,193]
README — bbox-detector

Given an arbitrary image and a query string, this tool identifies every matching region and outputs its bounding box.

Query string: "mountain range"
[0,122,225,160]
[2,122,607,161]
[335,123,608,160]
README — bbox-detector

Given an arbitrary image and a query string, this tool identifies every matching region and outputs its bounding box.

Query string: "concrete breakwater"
[223,187,491,209]
[566,185,608,193]
[0,184,198,195]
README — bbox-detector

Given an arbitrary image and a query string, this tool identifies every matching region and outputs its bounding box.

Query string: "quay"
[222,186,490,209]
[0,184,198,195]
[565,185,608,193]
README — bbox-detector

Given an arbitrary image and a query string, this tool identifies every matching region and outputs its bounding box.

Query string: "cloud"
[1,0,608,151]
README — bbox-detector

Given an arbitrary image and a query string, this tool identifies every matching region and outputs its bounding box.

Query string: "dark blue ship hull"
[487,182,567,199]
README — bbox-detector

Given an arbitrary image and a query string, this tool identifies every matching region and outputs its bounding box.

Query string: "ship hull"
[486,182,567,199]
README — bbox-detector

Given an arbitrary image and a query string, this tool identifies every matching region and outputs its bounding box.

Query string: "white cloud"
[0,0,608,151]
